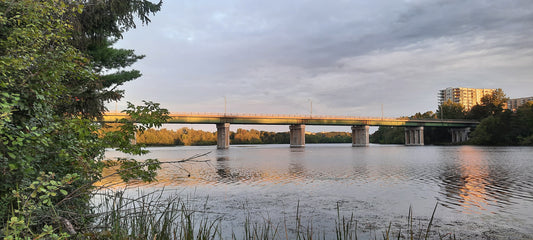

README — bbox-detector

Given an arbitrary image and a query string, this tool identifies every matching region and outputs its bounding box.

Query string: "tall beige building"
[508,96,533,111]
[438,87,495,111]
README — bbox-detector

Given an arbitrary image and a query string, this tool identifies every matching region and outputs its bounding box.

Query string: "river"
[101,144,533,239]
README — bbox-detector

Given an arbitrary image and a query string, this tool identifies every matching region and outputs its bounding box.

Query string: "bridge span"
[103,112,479,149]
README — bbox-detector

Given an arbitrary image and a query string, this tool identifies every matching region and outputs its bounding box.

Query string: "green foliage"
[370,127,405,144]
[467,88,509,120]
[370,89,533,146]
[135,128,353,146]
[3,172,77,239]
[469,102,533,145]
[0,0,98,226]
[136,128,217,146]
[0,0,166,238]
[436,100,466,119]
[109,158,161,182]
[232,129,262,144]
[259,131,289,144]
[74,0,162,42]
[102,101,171,155]
[514,102,533,145]
[306,132,351,144]
[410,111,437,120]
[54,0,163,118]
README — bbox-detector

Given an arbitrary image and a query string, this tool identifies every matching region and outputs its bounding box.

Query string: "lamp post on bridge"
[309,99,312,118]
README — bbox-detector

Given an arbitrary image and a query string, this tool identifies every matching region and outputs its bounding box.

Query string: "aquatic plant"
[89,190,456,240]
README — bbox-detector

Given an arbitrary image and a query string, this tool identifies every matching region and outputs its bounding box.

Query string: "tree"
[0,0,167,238]
[467,88,509,120]
[469,114,512,145]
[370,127,404,144]
[55,0,163,118]
[232,128,262,144]
[436,100,465,119]
[410,111,436,120]
[514,102,533,145]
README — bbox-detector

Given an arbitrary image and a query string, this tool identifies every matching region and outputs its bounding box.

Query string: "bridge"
[102,112,479,149]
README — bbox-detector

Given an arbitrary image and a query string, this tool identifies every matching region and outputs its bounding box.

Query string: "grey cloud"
[114,0,533,119]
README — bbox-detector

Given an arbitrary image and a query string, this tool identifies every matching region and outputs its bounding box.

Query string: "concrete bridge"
[102,112,478,149]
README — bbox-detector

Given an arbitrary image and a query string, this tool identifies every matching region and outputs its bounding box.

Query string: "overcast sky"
[112,0,533,124]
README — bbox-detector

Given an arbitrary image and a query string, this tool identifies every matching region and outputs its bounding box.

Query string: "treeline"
[370,89,533,146]
[136,128,351,146]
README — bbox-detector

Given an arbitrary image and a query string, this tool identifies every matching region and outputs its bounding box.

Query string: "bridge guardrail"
[104,112,478,124]
[165,112,400,121]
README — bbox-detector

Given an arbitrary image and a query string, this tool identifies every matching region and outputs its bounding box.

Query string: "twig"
[57,151,211,206]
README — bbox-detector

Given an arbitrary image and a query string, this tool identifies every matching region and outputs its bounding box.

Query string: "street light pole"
[381,104,384,120]
[309,99,312,118]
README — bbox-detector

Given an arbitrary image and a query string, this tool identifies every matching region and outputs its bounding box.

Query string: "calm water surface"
[102,144,533,239]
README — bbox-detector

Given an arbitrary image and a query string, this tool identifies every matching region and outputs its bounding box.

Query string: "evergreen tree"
[59,0,163,118]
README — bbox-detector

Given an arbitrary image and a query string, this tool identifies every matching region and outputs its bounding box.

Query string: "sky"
[111,0,533,131]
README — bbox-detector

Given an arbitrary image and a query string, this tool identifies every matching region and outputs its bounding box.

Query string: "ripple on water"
[101,145,533,238]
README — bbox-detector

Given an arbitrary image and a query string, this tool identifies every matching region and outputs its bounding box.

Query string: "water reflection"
[437,146,514,214]
[101,146,532,212]
[100,145,533,237]
[215,156,231,179]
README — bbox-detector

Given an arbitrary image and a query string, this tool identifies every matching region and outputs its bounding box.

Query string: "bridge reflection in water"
[102,112,478,149]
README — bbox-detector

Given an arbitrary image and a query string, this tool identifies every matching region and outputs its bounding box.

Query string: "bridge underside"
[103,113,476,149]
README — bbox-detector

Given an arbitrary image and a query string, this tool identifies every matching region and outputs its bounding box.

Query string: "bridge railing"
[166,112,400,120]
[104,112,478,124]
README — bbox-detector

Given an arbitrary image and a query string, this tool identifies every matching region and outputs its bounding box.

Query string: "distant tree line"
[370,89,533,145]
[136,128,352,146]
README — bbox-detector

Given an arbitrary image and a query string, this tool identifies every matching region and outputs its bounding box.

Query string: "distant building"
[508,96,533,111]
[438,87,495,111]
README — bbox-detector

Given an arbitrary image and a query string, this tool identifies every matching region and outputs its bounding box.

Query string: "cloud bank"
[114,0,533,118]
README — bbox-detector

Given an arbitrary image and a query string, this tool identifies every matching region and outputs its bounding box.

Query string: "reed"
[90,190,221,239]
[89,190,456,240]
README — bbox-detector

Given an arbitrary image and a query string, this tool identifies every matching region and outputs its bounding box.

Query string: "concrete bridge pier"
[290,124,305,148]
[352,125,369,147]
[217,123,230,149]
[405,126,424,146]
[451,127,470,144]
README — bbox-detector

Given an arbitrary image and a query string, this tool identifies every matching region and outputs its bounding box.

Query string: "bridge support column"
[352,125,369,147]
[217,123,230,149]
[405,126,424,146]
[290,124,305,148]
[451,127,470,144]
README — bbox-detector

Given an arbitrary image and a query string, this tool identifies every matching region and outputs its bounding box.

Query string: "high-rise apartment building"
[508,96,533,111]
[438,87,495,111]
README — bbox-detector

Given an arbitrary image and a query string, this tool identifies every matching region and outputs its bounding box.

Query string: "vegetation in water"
[89,189,456,240]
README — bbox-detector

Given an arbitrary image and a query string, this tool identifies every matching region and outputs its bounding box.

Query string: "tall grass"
[89,190,456,240]
[90,190,221,239]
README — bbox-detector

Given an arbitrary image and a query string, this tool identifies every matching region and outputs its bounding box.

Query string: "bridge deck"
[102,113,478,127]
